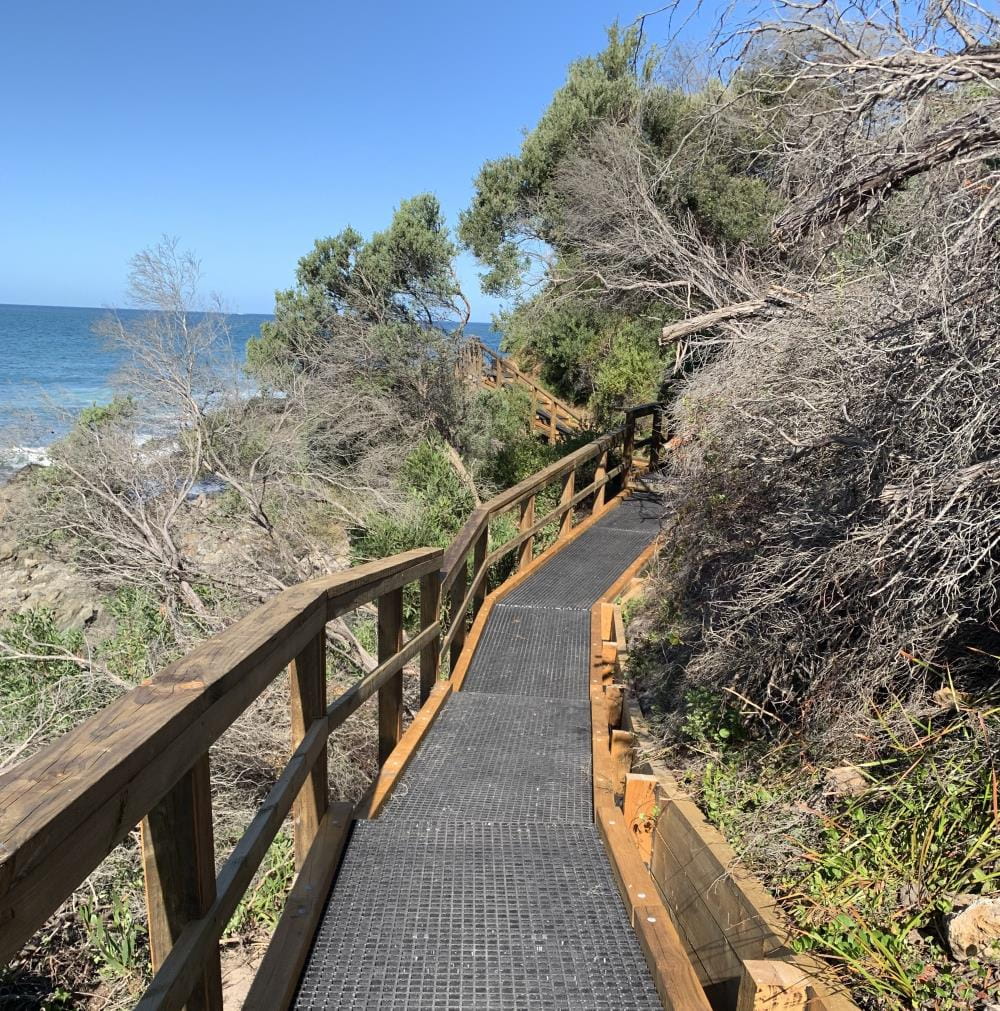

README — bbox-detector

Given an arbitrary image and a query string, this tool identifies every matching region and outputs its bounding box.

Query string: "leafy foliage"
[98,588,175,684]
[226,831,295,936]
[248,193,466,379]
[459,24,646,295]
[351,437,476,562]
[0,610,92,763]
[77,896,144,982]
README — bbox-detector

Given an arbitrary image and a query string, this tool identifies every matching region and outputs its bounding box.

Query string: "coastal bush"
[77,395,136,429]
[460,23,781,420]
[589,319,662,426]
[667,696,1000,1009]
[0,609,101,768]
[98,588,175,684]
[463,385,559,492]
[351,437,475,560]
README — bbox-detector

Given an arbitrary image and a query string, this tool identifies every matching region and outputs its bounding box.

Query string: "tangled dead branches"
[658,244,1000,742]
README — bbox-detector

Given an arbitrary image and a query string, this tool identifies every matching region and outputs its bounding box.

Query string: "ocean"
[0,304,500,483]
[0,304,272,483]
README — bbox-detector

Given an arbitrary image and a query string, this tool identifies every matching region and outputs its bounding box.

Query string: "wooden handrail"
[468,339,585,429]
[436,399,672,664]
[0,547,442,997]
[439,428,624,594]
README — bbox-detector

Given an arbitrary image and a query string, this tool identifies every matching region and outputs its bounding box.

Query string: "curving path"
[293,493,666,1009]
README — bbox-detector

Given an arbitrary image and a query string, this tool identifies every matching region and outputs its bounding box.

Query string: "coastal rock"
[946,897,1000,961]
[823,764,868,797]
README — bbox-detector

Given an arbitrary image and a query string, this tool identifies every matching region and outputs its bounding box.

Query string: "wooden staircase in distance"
[459,337,585,444]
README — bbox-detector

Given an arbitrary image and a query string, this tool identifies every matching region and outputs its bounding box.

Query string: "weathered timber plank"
[419,570,441,704]
[623,773,659,866]
[610,729,636,797]
[0,547,440,964]
[593,450,609,514]
[324,623,437,732]
[377,588,404,766]
[596,804,711,1011]
[447,560,468,671]
[605,683,624,730]
[136,714,331,1010]
[140,754,222,1011]
[472,529,488,617]
[289,632,327,870]
[737,960,810,1011]
[518,494,535,571]
[241,803,353,1011]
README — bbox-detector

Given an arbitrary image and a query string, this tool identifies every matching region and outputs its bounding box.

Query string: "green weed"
[77,895,144,981]
[226,831,295,937]
[681,686,746,750]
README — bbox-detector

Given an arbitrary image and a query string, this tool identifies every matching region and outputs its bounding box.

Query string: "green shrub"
[352,437,475,561]
[99,588,174,683]
[467,386,561,492]
[681,687,746,750]
[0,609,92,761]
[590,320,663,426]
[76,396,136,430]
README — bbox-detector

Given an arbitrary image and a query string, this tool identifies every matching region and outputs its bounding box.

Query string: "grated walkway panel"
[500,526,651,610]
[379,692,592,824]
[293,820,663,1011]
[595,495,664,535]
[460,605,590,699]
[294,492,669,1009]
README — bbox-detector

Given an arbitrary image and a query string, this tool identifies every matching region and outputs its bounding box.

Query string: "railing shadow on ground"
[0,402,664,1011]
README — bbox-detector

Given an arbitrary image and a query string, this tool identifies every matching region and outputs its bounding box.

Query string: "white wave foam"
[1,445,51,469]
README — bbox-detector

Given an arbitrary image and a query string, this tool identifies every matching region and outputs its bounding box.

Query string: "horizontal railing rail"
[0,399,668,1010]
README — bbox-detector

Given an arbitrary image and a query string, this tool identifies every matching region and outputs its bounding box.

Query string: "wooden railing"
[0,550,442,1009]
[460,339,585,443]
[0,403,667,1010]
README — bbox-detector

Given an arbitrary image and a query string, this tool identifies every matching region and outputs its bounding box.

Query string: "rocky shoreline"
[0,467,104,631]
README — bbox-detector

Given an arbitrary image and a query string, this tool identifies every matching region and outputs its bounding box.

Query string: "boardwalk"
[0,405,848,1008]
[3,409,737,1011]
[293,493,666,1008]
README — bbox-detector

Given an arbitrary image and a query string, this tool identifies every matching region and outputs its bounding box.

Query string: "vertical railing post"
[622,409,637,490]
[593,449,608,516]
[377,587,404,766]
[290,631,327,869]
[419,570,441,704]
[518,494,536,570]
[548,398,558,444]
[448,560,468,672]
[141,754,223,1011]
[472,527,488,618]
[650,406,664,471]
[560,468,575,539]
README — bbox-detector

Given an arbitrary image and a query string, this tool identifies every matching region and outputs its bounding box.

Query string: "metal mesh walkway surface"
[293,494,665,1009]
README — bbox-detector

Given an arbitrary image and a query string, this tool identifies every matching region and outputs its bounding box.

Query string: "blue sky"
[0,1,675,320]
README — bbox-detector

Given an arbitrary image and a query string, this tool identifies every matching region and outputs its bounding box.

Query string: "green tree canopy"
[458,23,783,411]
[459,25,647,296]
[248,193,469,379]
